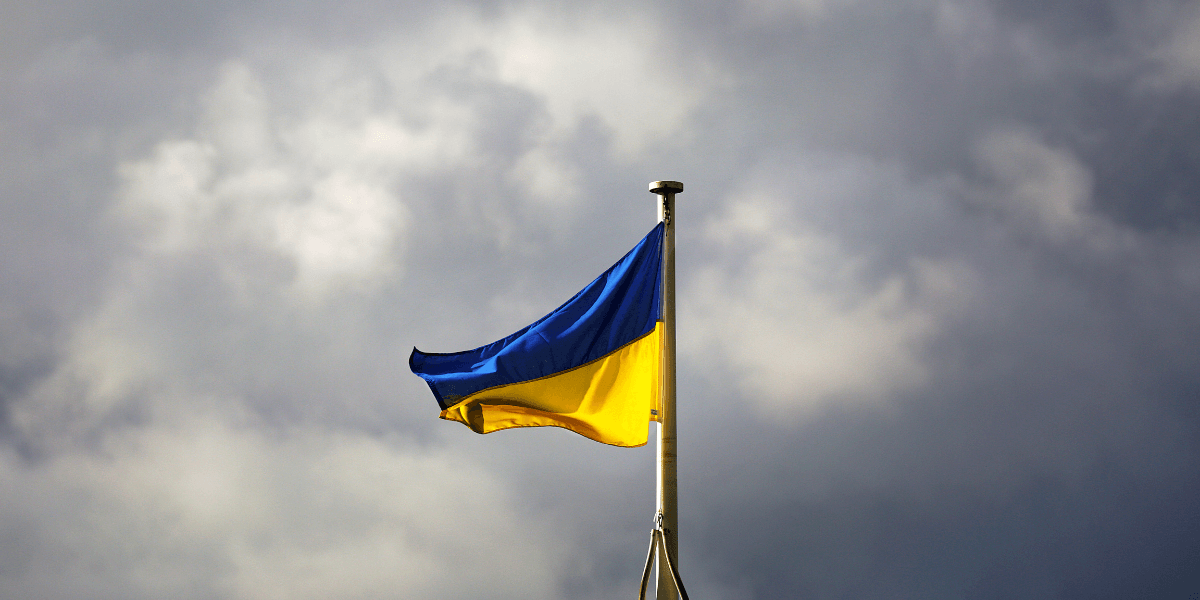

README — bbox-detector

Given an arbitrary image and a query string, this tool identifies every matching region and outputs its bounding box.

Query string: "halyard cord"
[638,512,691,600]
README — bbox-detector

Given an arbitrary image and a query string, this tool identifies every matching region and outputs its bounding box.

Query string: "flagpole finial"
[649,181,683,195]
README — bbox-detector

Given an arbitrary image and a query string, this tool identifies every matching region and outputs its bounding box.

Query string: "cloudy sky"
[4,0,1200,598]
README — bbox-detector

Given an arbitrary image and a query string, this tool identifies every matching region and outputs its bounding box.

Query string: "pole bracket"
[637,512,691,600]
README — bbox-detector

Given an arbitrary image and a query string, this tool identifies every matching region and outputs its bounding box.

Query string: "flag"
[410,223,664,447]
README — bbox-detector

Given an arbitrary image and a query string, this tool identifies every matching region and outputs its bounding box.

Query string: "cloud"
[4,9,721,596]
[0,417,563,600]
[969,127,1123,247]
[688,187,951,417]
[116,61,412,302]
[5,0,1200,598]
[680,141,1200,600]
[483,7,719,158]
[1153,2,1200,86]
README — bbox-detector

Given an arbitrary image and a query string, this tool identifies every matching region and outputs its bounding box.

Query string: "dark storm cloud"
[674,0,1200,232]
[655,2,1200,597]
[675,139,1200,594]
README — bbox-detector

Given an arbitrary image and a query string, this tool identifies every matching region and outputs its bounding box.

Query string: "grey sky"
[3,1,1199,598]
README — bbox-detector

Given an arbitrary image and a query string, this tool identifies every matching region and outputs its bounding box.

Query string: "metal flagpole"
[650,180,682,600]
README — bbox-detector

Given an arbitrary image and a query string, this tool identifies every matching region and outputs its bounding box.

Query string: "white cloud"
[272,172,405,297]
[686,180,967,419]
[507,145,582,213]
[0,418,562,600]
[202,62,274,166]
[485,8,718,158]
[117,139,220,253]
[736,0,855,25]
[7,20,720,594]
[971,128,1134,252]
[27,0,730,449]
[974,128,1091,233]
[111,5,722,267]
[117,61,411,303]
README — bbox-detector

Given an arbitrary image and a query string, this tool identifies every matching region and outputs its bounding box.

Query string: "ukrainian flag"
[410,223,664,447]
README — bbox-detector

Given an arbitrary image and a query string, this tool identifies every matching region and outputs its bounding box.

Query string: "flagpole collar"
[649,181,684,195]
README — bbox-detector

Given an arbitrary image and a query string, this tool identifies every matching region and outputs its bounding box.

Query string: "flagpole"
[651,180,682,600]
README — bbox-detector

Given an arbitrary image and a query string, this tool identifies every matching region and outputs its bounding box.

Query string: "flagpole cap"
[649,181,684,195]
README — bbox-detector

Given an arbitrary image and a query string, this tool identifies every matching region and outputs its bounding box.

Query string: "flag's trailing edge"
[410,223,664,447]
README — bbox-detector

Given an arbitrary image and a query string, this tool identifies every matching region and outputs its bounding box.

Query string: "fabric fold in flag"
[410,223,664,447]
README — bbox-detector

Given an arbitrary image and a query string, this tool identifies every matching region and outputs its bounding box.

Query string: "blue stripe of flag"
[410,223,664,410]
